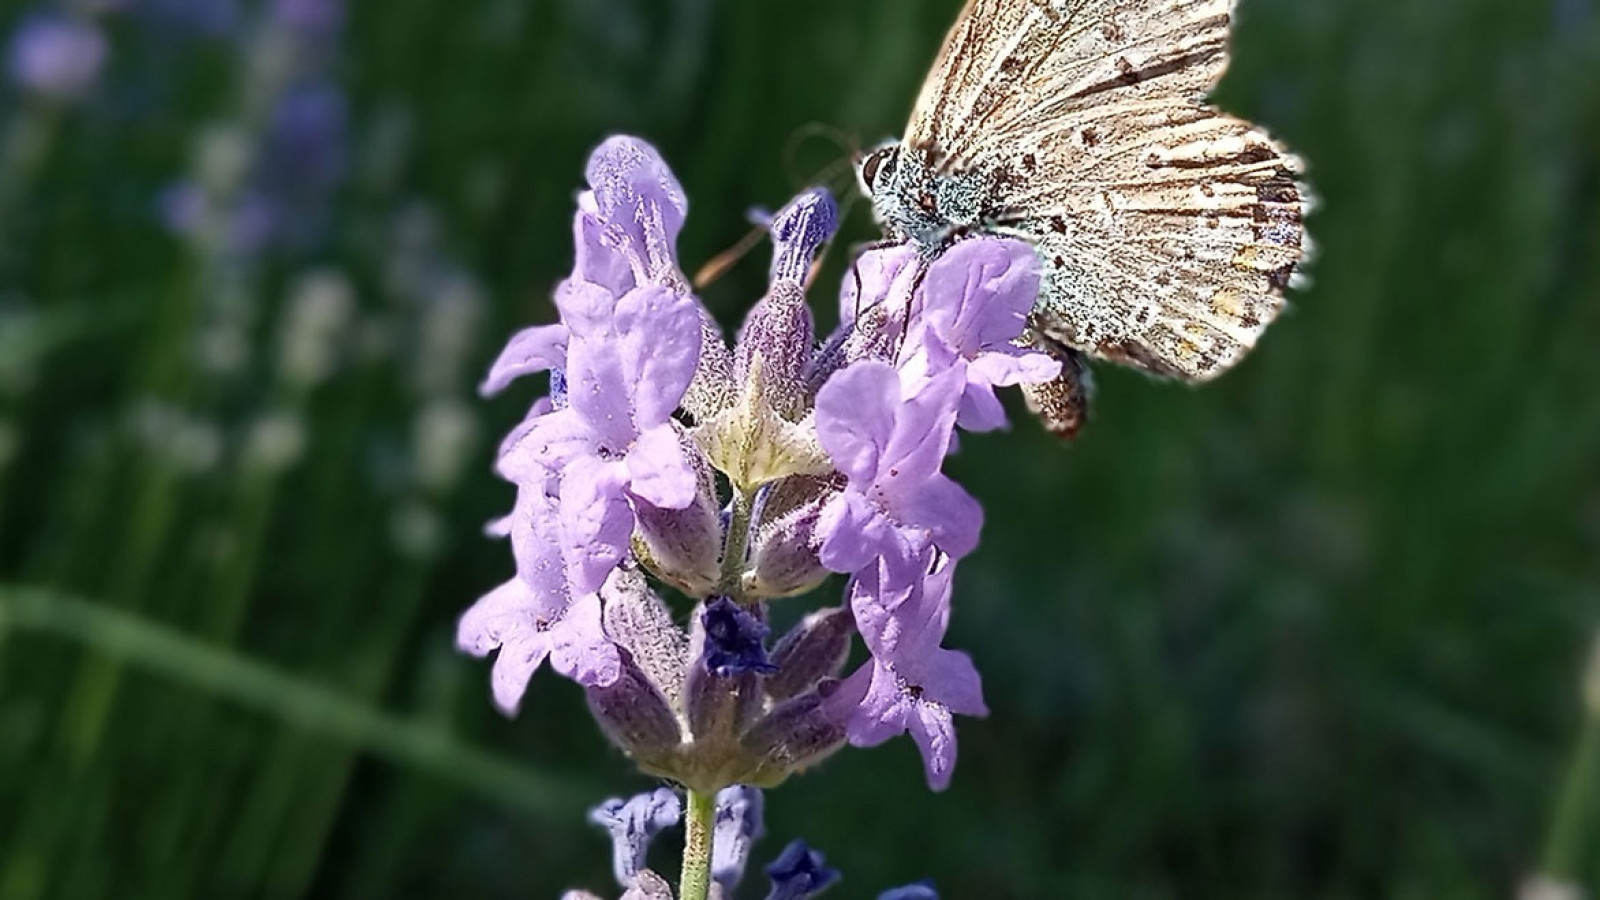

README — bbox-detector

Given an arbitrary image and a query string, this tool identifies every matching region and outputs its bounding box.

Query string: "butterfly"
[857,0,1313,438]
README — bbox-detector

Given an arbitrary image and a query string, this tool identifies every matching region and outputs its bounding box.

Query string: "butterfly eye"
[859,146,899,194]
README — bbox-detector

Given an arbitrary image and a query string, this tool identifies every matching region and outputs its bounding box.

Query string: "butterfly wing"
[903,0,1311,382]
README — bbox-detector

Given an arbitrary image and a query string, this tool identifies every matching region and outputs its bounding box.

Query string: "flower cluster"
[458,135,1059,796]
[566,786,937,900]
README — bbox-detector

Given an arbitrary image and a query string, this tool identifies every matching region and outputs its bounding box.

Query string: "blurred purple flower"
[763,840,840,900]
[588,788,682,888]
[6,12,107,102]
[133,0,241,38]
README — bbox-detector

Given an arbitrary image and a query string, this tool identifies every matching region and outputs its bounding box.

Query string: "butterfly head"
[855,141,902,200]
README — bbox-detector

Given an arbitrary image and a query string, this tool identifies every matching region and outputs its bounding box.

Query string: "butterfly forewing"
[901,0,1310,383]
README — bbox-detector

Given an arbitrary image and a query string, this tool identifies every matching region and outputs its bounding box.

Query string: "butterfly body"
[860,0,1313,434]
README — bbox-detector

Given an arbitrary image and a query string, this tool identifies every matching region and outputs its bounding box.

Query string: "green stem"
[1539,648,1600,882]
[679,789,717,900]
[719,488,755,600]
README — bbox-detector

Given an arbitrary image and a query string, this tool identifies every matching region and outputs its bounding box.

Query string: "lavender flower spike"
[588,788,683,888]
[702,598,778,677]
[879,882,940,900]
[7,13,107,102]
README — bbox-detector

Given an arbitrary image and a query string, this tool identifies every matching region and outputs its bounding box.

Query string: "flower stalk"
[1537,632,1600,884]
[679,789,717,900]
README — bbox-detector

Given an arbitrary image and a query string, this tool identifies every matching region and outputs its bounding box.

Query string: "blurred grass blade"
[0,585,591,820]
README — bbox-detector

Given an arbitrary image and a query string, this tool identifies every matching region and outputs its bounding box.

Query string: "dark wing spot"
[1266,263,1296,291]
[1022,152,1039,172]
[1080,126,1102,147]
[918,192,938,214]
[1049,215,1067,234]
[1256,181,1298,204]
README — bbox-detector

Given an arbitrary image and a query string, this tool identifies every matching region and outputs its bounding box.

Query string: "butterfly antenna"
[783,122,861,189]
[692,222,768,290]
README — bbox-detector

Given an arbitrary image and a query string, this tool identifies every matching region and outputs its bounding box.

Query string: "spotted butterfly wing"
[881,0,1311,430]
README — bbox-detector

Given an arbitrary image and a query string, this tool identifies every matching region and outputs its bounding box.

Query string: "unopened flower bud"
[767,607,853,703]
[632,431,722,597]
[767,187,838,285]
[586,649,682,772]
[739,687,847,787]
[734,280,814,421]
[747,477,834,599]
[601,564,688,706]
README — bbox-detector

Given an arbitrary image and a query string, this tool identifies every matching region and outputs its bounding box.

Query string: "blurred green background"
[1,0,1598,897]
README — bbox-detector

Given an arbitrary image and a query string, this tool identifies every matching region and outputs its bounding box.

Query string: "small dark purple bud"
[764,840,841,900]
[878,882,939,900]
[703,598,777,677]
[733,280,814,420]
[687,600,769,743]
[632,432,722,597]
[585,649,682,771]
[768,188,838,284]
[587,788,682,888]
[712,786,765,892]
[806,307,898,395]
[766,607,853,702]
[748,477,835,600]
[739,687,847,786]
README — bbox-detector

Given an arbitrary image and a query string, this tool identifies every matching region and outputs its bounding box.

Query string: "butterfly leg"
[1019,329,1094,441]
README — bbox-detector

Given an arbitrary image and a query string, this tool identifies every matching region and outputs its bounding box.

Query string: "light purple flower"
[457,468,623,710]
[512,280,702,592]
[828,553,987,791]
[6,13,107,102]
[580,136,689,290]
[588,788,682,888]
[900,239,1060,432]
[813,361,981,582]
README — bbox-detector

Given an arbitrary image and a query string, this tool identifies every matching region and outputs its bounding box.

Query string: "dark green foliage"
[0,0,1597,897]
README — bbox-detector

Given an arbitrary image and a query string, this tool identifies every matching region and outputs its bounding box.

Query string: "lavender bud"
[767,187,838,285]
[632,430,722,597]
[712,786,765,892]
[766,607,853,703]
[739,688,847,787]
[748,477,835,599]
[686,601,769,744]
[879,882,939,900]
[734,280,814,421]
[764,841,841,900]
[587,789,682,888]
[585,649,682,770]
[702,598,777,678]
[601,564,689,706]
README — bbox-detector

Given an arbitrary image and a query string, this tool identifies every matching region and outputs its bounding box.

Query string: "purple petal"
[586,137,687,280]
[625,424,697,510]
[613,286,702,428]
[559,456,633,593]
[967,348,1062,388]
[921,238,1039,355]
[906,700,959,791]
[893,473,982,560]
[547,593,622,688]
[956,380,1010,433]
[816,491,894,574]
[573,202,637,296]
[878,365,964,486]
[815,362,900,484]
[480,323,569,396]
[491,632,552,714]
[457,576,539,658]
[838,243,920,325]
